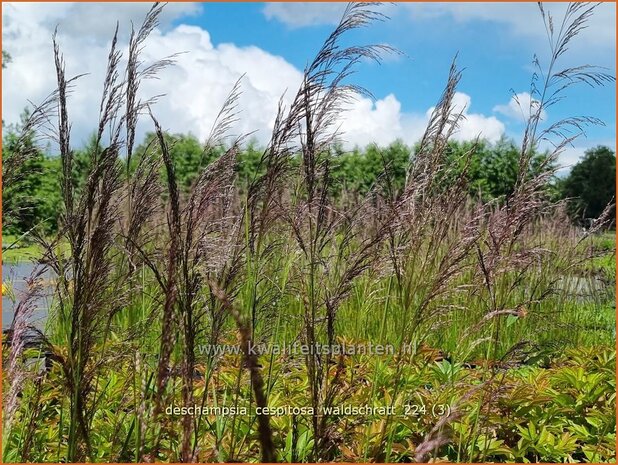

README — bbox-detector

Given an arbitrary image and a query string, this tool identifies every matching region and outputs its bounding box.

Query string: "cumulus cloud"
[434,92,505,143]
[555,146,585,176]
[2,2,303,147]
[493,92,547,122]
[3,2,506,152]
[552,141,617,177]
[339,91,505,148]
[337,94,418,147]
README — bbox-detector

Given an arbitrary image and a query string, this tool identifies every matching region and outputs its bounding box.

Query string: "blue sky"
[185,3,616,148]
[2,2,616,173]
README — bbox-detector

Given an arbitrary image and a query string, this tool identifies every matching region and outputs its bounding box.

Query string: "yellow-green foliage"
[4,344,615,462]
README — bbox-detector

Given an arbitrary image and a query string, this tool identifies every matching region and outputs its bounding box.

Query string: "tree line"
[2,112,615,237]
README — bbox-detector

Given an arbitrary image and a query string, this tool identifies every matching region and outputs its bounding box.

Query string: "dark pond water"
[2,262,52,330]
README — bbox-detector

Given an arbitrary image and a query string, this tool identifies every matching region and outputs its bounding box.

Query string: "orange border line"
[0,1,616,464]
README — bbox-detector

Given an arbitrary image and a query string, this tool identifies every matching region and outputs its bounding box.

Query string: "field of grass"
[1,235,43,263]
[2,235,616,462]
[2,3,616,463]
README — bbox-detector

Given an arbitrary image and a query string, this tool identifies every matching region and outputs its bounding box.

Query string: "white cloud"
[137,27,305,145]
[556,146,585,176]
[3,2,506,153]
[262,2,615,58]
[553,141,617,177]
[444,92,505,142]
[403,3,615,49]
[2,3,303,148]
[493,92,547,122]
[339,91,505,148]
[2,2,202,41]
[337,94,413,147]
[263,3,347,28]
